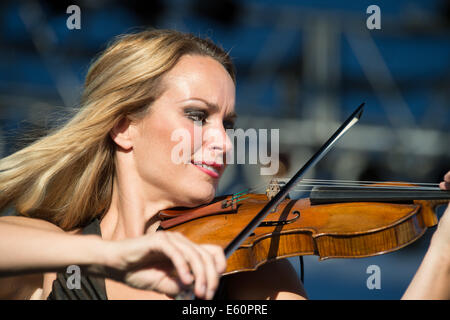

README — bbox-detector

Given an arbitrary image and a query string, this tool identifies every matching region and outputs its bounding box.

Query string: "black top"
[47,218,107,300]
[47,218,227,300]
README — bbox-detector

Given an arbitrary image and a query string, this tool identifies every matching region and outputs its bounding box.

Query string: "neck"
[99,169,175,242]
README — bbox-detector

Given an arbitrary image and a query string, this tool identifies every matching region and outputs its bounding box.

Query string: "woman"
[0,29,305,300]
[0,29,448,300]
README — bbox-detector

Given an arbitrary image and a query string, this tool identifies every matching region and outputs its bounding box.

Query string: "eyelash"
[186,110,207,124]
[185,109,235,129]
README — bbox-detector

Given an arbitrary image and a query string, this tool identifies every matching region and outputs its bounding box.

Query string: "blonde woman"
[0,29,306,300]
[0,29,448,300]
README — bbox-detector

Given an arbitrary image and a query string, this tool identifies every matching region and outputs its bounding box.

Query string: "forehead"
[160,55,236,111]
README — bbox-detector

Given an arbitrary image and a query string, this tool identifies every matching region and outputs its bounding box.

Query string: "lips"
[191,161,224,178]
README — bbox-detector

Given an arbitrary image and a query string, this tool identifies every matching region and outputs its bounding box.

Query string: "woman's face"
[130,54,236,207]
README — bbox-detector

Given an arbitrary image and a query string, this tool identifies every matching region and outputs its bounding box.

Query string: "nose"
[203,124,233,163]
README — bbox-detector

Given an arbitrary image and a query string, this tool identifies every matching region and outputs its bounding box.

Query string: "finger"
[148,233,193,286]
[196,245,221,300]
[440,181,450,190]
[154,274,190,297]
[201,244,227,274]
[444,171,450,182]
[200,245,226,300]
[139,269,185,296]
[167,232,208,299]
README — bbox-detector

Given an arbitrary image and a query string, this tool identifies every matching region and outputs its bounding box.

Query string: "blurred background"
[0,0,449,299]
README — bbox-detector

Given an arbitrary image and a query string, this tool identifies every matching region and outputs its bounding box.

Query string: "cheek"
[134,119,175,169]
[190,125,206,156]
[172,124,206,164]
[147,119,200,167]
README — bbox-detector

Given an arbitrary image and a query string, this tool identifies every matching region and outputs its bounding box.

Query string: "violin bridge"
[266,178,281,200]
[266,178,287,212]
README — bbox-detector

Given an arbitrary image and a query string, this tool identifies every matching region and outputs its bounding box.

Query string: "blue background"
[0,0,449,299]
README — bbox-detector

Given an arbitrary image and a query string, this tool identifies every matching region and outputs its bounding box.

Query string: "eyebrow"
[182,98,237,120]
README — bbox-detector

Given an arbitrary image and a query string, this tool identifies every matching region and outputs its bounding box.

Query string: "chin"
[183,185,216,207]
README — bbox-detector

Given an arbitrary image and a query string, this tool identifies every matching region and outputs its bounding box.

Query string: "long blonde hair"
[0,29,236,230]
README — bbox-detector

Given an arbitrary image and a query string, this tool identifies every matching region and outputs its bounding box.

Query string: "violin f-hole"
[259,210,300,227]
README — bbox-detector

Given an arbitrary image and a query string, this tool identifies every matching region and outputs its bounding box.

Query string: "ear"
[109,117,134,150]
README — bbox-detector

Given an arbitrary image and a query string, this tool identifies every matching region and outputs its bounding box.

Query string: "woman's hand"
[434,171,450,250]
[101,231,226,300]
[439,171,450,190]
[401,171,450,299]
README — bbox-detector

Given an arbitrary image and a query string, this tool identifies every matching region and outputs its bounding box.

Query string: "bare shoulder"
[223,258,308,300]
[0,216,81,299]
[0,215,64,233]
[0,215,83,235]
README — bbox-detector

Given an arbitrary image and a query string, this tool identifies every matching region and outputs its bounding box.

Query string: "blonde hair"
[0,29,236,230]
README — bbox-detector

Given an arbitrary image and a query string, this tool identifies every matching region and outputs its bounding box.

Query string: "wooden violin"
[158,103,450,277]
[159,180,450,275]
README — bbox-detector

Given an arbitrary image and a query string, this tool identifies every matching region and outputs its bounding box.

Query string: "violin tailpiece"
[159,197,238,229]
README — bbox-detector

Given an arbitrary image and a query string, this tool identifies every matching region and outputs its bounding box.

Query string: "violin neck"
[310,186,450,205]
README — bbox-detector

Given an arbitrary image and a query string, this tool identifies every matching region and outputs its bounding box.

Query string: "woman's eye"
[186,111,207,124]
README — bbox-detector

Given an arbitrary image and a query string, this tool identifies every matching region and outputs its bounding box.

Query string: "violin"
[158,103,450,276]
[159,180,450,275]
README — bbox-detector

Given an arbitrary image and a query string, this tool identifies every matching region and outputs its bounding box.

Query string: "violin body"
[159,104,449,278]
[160,188,446,275]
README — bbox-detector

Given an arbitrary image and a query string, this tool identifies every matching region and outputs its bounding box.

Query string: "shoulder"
[0,216,80,299]
[0,215,82,234]
[223,258,308,300]
[0,215,63,232]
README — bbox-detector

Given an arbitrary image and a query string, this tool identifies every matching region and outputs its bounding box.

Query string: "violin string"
[230,179,446,200]
[231,192,248,202]
[284,187,445,194]
[231,190,249,200]
[276,182,441,189]
[249,181,278,193]
[288,188,447,193]
[268,183,442,191]
[234,196,250,203]
[289,187,444,193]
[273,178,440,187]
[269,179,441,190]
[274,177,441,186]
[230,183,268,199]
